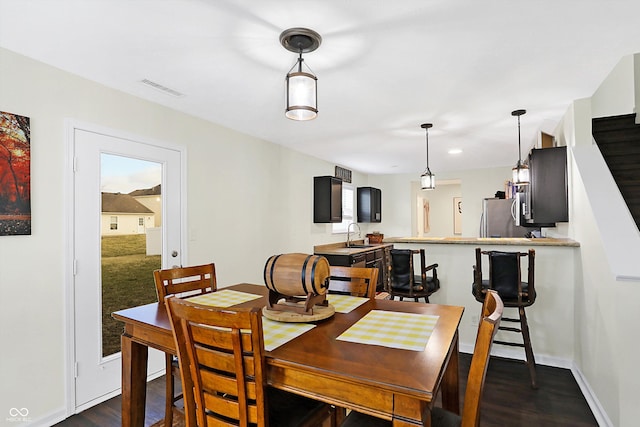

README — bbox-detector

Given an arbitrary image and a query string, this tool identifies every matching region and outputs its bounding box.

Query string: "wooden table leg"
[441,330,460,414]
[121,334,148,427]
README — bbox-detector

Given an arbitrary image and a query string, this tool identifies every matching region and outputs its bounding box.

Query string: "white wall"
[0,47,371,425]
[413,181,461,237]
[591,54,635,118]
[553,53,640,427]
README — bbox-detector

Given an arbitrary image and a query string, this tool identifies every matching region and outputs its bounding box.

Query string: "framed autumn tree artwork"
[0,111,31,236]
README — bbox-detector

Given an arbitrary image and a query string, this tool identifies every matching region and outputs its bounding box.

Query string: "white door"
[71,125,185,411]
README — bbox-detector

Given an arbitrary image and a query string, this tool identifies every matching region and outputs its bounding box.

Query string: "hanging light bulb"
[280,28,321,121]
[511,109,530,185]
[420,123,436,190]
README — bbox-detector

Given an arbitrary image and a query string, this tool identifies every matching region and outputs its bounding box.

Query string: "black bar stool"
[472,247,537,388]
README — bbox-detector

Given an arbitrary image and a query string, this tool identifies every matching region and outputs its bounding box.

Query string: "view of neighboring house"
[101,192,155,235]
[129,184,162,227]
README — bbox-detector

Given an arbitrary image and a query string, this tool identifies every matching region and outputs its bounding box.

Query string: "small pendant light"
[280,28,322,121]
[420,123,436,190]
[511,109,530,185]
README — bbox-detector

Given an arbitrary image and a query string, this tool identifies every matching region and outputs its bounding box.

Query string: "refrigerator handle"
[510,198,517,221]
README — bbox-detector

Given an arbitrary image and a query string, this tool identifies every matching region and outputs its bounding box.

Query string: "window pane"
[333,184,354,233]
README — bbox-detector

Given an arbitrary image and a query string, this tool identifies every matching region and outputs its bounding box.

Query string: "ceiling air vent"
[140,79,184,97]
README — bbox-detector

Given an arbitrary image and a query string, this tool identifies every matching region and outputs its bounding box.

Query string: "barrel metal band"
[301,255,311,294]
[310,255,321,294]
[268,254,282,293]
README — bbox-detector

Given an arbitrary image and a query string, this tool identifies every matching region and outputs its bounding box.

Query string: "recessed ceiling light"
[448,149,462,155]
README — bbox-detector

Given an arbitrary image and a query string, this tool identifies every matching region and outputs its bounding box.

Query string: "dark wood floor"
[55,353,598,427]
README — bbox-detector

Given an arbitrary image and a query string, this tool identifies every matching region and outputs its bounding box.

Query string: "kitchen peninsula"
[383,235,580,368]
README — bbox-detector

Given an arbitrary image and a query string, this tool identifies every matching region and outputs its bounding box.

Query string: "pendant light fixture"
[280,28,321,121]
[420,123,436,190]
[511,109,530,185]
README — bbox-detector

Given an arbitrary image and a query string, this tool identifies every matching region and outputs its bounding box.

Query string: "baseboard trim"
[12,407,67,427]
[571,362,613,427]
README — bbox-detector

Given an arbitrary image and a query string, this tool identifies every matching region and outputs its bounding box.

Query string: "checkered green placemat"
[326,294,368,313]
[262,317,316,351]
[187,289,262,307]
[336,310,439,351]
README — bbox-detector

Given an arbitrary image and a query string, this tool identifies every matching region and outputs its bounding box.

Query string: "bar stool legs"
[519,306,537,389]
[494,306,537,388]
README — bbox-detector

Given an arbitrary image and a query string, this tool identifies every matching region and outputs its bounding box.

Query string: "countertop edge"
[313,242,394,255]
[383,237,580,247]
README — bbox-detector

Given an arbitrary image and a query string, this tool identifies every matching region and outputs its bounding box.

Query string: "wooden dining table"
[112,283,464,427]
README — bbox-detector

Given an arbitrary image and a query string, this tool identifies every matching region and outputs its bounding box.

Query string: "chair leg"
[519,307,537,389]
[165,353,174,426]
[333,406,346,427]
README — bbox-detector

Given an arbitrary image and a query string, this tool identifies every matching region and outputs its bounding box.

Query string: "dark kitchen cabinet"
[314,176,342,223]
[357,187,382,223]
[318,246,390,291]
[522,146,568,225]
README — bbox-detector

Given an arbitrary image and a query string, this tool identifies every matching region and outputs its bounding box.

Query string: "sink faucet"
[346,222,361,247]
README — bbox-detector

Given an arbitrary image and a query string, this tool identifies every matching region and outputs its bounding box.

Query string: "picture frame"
[0,111,31,236]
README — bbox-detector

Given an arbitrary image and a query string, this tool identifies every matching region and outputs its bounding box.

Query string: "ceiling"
[2,1,640,176]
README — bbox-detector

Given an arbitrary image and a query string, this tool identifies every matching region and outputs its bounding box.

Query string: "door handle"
[171,250,178,257]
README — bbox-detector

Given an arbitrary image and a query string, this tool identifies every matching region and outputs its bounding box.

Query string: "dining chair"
[153,263,217,427]
[472,248,538,388]
[340,290,504,427]
[165,295,335,427]
[388,248,440,302]
[328,266,379,298]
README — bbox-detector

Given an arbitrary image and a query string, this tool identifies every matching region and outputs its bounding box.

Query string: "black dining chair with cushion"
[166,296,335,427]
[340,290,504,427]
[472,247,538,388]
[388,248,439,302]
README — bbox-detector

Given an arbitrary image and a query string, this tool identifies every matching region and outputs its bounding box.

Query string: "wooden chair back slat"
[167,297,267,427]
[154,263,217,301]
[328,266,379,298]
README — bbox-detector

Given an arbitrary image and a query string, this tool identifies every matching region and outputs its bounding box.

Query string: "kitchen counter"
[313,241,394,255]
[313,241,394,291]
[384,236,579,247]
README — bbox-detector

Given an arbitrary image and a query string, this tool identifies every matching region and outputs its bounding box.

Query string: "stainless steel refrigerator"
[480,197,529,238]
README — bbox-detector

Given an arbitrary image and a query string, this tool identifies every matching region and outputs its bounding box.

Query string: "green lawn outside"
[102,234,161,356]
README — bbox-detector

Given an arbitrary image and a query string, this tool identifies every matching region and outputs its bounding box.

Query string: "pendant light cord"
[517,114,522,165]
[425,128,430,171]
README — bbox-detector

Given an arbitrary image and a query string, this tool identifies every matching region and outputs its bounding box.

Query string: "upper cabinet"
[357,187,382,223]
[522,146,568,225]
[314,176,342,223]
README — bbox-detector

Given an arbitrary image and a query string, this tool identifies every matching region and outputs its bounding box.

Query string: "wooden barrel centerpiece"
[264,253,330,297]
[263,253,331,317]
